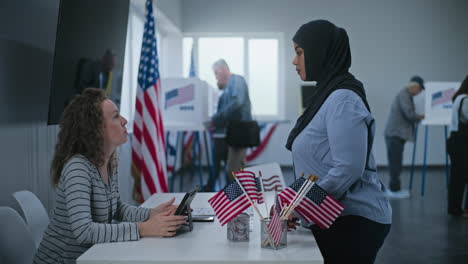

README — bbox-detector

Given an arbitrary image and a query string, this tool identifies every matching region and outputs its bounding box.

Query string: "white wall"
[181,0,468,166]
[0,0,60,212]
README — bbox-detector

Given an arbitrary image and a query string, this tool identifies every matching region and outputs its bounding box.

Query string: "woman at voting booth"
[447,75,468,217]
[34,88,186,264]
[286,20,392,263]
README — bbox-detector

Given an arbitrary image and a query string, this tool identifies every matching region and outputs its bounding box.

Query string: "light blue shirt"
[292,89,392,225]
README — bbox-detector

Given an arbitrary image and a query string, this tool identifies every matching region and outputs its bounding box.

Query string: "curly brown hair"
[51,88,117,185]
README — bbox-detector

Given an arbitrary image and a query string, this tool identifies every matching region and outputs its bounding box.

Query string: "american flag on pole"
[131,0,168,202]
[278,177,344,229]
[208,180,251,226]
[432,88,456,106]
[268,196,284,246]
[235,170,264,204]
[183,42,197,163]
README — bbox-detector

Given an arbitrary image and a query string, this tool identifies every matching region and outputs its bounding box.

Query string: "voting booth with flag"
[161,77,212,130]
[423,82,460,125]
[410,81,460,196]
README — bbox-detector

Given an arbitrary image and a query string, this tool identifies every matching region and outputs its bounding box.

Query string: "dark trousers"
[311,216,391,264]
[447,141,468,216]
[207,138,247,191]
[206,138,228,191]
[385,136,406,191]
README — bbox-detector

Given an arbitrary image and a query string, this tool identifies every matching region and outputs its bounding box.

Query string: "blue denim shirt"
[292,89,392,225]
[212,74,252,134]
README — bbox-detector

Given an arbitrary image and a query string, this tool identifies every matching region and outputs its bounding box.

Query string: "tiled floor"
[170,165,468,264]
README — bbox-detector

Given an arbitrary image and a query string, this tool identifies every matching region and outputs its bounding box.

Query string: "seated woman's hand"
[151,197,178,216]
[138,210,186,237]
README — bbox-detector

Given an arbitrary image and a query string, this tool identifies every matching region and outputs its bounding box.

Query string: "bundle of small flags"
[208,170,344,250]
[208,170,266,226]
[278,175,344,229]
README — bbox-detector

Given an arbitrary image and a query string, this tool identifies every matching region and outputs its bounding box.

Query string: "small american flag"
[261,175,283,191]
[278,177,344,229]
[432,88,456,106]
[208,180,251,226]
[235,170,264,204]
[165,84,195,109]
[267,196,284,246]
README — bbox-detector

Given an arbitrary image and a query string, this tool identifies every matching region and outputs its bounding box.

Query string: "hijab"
[286,20,371,150]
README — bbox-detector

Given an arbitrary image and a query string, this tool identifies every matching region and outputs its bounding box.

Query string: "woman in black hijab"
[287,20,391,263]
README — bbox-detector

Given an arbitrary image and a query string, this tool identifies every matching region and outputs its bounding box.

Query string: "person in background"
[288,20,391,263]
[447,75,468,217]
[34,88,186,264]
[384,76,425,199]
[205,59,252,191]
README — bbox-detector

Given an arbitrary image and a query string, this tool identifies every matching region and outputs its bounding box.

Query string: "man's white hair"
[212,59,230,71]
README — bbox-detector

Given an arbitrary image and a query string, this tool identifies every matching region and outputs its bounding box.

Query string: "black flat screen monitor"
[47,0,129,125]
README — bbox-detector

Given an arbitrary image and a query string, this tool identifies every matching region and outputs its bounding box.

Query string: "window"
[248,38,279,116]
[183,34,283,120]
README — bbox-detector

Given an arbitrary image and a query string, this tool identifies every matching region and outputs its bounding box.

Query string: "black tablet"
[175,185,200,215]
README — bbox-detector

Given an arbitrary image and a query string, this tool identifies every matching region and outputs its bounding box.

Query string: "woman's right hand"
[138,210,186,237]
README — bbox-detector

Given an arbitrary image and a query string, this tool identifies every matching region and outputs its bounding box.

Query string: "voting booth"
[161,78,215,191]
[422,82,460,126]
[410,82,460,196]
[161,77,212,131]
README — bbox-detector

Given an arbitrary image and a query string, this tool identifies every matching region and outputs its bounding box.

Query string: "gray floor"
[170,165,468,264]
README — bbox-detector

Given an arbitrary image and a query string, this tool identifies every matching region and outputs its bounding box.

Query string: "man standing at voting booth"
[384,76,425,199]
[205,59,253,191]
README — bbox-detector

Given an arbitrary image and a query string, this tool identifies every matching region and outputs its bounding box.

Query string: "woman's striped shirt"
[34,155,150,264]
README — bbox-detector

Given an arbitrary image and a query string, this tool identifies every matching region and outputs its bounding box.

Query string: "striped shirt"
[34,155,150,264]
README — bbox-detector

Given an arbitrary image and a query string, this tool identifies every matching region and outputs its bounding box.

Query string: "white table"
[78,193,323,264]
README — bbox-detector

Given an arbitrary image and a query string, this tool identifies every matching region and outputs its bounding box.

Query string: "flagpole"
[282,175,317,220]
[258,171,269,217]
[280,172,305,218]
[281,174,313,219]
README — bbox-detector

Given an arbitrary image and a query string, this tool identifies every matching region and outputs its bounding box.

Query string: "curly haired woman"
[34,88,186,263]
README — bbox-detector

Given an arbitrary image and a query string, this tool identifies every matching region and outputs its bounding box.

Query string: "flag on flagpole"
[278,177,344,229]
[208,180,251,226]
[189,43,196,78]
[234,170,263,204]
[131,0,168,202]
[267,195,284,246]
[182,42,197,165]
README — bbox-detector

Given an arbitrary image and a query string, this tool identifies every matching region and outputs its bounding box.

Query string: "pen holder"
[227,213,249,242]
[260,218,287,250]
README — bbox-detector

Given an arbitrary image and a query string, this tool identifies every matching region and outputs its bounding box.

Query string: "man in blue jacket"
[206,59,252,191]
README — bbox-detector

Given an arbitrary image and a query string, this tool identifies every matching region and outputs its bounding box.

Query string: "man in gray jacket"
[384,76,425,198]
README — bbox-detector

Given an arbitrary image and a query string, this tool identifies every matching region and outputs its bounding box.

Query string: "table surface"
[77,192,323,264]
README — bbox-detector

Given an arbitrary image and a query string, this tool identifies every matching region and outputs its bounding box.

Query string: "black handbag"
[226,120,260,148]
